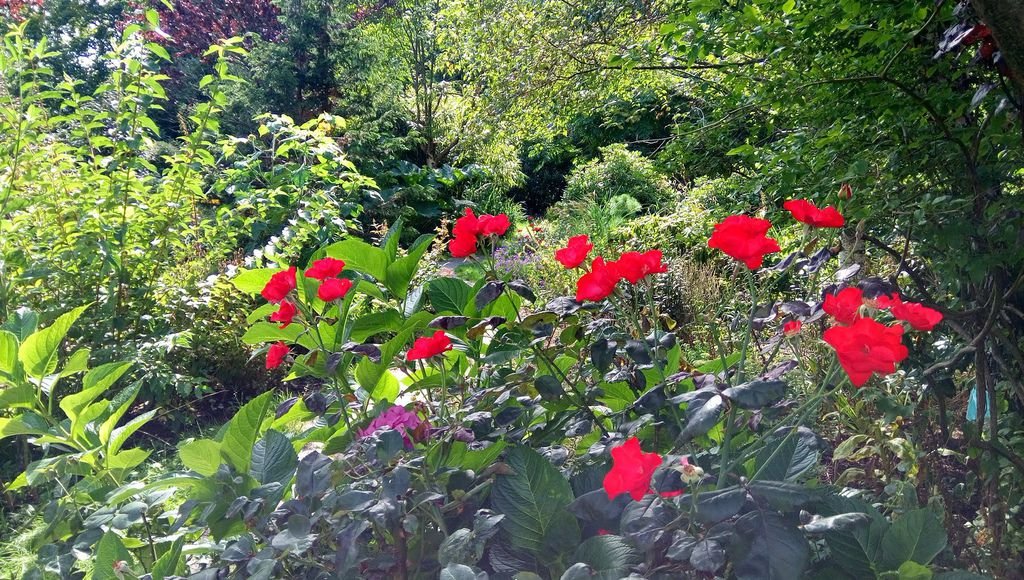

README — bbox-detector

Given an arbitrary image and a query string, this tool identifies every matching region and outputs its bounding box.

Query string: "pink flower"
[358,406,425,448]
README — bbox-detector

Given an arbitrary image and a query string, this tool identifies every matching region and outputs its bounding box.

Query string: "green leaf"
[151,537,185,580]
[754,427,821,482]
[221,391,275,474]
[90,531,132,580]
[324,238,389,281]
[733,511,809,580]
[0,330,18,376]
[179,439,222,476]
[0,414,49,439]
[571,535,641,580]
[822,495,888,579]
[880,509,947,570]
[18,305,89,379]
[428,277,473,315]
[241,322,304,345]
[898,561,934,580]
[99,380,141,447]
[491,446,580,563]
[250,429,298,485]
[721,380,787,409]
[59,347,91,377]
[107,410,156,456]
[61,361,132,427]
[385,234,434,298]
[232,268,277,294]
[0,384,35,409]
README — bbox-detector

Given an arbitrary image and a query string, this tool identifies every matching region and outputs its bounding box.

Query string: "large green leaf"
[18,305,89,379]
[733,511,809,580]
[428,277,473,315]
[324,238,389,282]
[0,384,35,409]
[491,446,580,563]
[0,413,49,439]
[880,509,947,570]
[60,361,133,427]
[221,391,276,474]
[151,537,185,580]
[570,535,641,580]
[754,427,821,482]
[250,429,298,485]
[822,495,889,578]
[106,410,156,456]
[385,234,434,298]
[179,439,222,476]
[0,330,20,376]
[90,531,132,580]
[241,322,305,345]
[98,380,141,447]
[232,268,277,294]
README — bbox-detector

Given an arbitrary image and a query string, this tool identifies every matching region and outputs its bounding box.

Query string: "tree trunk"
[973,0,1024,94]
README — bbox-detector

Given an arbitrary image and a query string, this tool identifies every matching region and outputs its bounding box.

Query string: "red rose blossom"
[783,199,845,228]
[823,287,864,325]
[406,330,453,361]
[823,317,909,387]
[603,437,663,501]
[707,215,781,269]
[452,208,481,238]
[269,300,297,328]
[478,213,511,236]
[555,235,593,269]
[261,266,297,303]
[888,297,943,331]
[448,233,478,258]
[318,277,353,302]
[783,320,802,337]
[304,257,346,280]
[575,257,621,302]
[614,250,668,284]
[266,341,289,370]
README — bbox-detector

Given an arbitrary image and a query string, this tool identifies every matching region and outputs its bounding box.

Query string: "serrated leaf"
[250,429,298,485]
[428,277,473,315]
[179,439,221,476]
[492,446,580,562]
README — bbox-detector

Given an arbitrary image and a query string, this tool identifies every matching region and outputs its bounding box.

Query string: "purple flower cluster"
[358,406,424,448]
[493,238,542,275]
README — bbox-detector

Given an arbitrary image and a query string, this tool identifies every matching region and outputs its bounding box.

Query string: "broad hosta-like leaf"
[323,238,389,282]
[151,537,185,580]
[879,509,947,570]
[491,446,580,562]
[231,268,277,295]
[250,429,298,486]
[179,439,222,476]
[90,531,132,580]
[221,391,275,474]
[385,234,433,298]
[18,305,89,379]
[0,329,18,376]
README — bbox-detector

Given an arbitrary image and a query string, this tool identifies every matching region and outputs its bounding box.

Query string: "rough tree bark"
[972,0,1024,94]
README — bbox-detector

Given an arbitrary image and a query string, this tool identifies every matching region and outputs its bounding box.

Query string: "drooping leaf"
[221,391,276,474]
[679,394,724,441]
[753,426,822,482]
[429,277,473,315]
[18,305,89,379]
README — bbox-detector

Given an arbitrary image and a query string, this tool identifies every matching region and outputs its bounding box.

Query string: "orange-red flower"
[888,297,943,331]
[603,437,663,501]
[266,341,289,369]
[614,250,668,284]
[452,208,481,238]
[707,215,780,269]
[783,320,802,337]
[448,209,510,257]
[318,277,353,302]
[823,287,864,325]
[823,317,909,387]
[269,300,297,328]
[783,199,845,228]
[554,235,593,269]
[575,257,620,302]
[304,257,346,280]
[261,266,297,303]
[478,213,511,236]
[407,330,453,361]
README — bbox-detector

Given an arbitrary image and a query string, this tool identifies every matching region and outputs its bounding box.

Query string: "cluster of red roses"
[552,235,669,301]
[819,287,942,387]
[448,209,511,258]
[260,257,354,370]
[705,196,943,388]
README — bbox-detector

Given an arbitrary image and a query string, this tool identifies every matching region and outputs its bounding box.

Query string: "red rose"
[823,287,864,325]
[304,257,346,280]
[266,341,289,370]
[318,277,353,302]
[888,297,943,331]
[783,320,802,337]
[555,235,593,269]
[603,437,663,501]
[407,330,453,361]
[783,199,845,228]
[823,317,909,387]
[449,233,477,258]
[575,257,621,302]
[613,250,668,284]
[261,266,297,303]
[453,208,481,238]
[707,215,781,269]
[478,213,511,236]
[269,300,297,328]
[838,183,853,200]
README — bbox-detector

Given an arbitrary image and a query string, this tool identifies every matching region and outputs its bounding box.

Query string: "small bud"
[838,183,853,200]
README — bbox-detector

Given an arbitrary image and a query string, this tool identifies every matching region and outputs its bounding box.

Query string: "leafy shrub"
[563,143,675,210]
